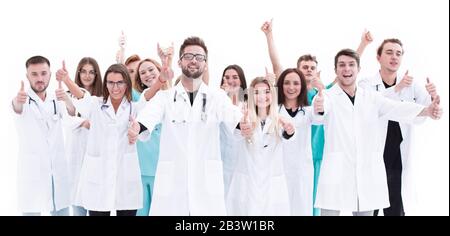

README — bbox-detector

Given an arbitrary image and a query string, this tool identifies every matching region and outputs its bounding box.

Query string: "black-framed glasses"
[181,53,207,62]
[106,80,126,88]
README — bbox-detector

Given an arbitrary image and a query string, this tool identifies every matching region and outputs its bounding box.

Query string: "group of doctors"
[12,33,442,216]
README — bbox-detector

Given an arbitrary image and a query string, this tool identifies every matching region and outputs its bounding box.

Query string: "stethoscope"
[28,96,60,121]
[278,104,305,116]
[173,90,207,122]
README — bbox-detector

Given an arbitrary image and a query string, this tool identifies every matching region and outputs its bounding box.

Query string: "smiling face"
[282,72,302,101]
[223,68,242,92]
[178,45,207,79]
[335,55,360,88]
[106,72,127,102]
[26,63,50,94]
[79,63,96,88]
[138,61,160,88]
[253,82,272,109]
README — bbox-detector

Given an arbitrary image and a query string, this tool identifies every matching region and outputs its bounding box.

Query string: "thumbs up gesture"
[261,18,273,35]
[16,80,27,104]
[395,70,413,92]
[425,77,438,101]
[426,95,443,120]
[127,116,140,144]
[55,80,66,101]
[265,67,276,85]
[56,60,69,83]
[311,70,325,90]
[239,103,254,142]
[314,88,324,114]
[361,29,374,46]
[118,30,126,48]
[279,116,294,136]
[12,80,28,114]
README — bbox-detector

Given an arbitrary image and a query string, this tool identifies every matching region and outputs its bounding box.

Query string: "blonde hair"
[247,76,281,143]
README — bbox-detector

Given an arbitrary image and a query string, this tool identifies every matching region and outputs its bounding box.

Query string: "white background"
[0,0,448,215]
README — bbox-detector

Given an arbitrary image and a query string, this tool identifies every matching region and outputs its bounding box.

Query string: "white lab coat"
[13,89,71,213]
[313,85,425,212]
[72,96,143,212]
[279,105,316,216]
[359,72,431,213]
[62,91,90,206]
[226,118,292,216]
[137,82,242,216]
[220,102,245,199]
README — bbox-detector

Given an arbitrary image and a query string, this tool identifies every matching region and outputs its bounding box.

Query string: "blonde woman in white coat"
[276,68,319,216]
[226,76,295,216]
[57,63,143,216]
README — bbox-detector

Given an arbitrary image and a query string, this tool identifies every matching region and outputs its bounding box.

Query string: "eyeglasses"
[181,53,207,62]
[106,80,126,88]
[80,70,96,76]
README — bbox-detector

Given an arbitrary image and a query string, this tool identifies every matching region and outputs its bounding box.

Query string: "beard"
[31,82,49,94]
[181,66,204,79]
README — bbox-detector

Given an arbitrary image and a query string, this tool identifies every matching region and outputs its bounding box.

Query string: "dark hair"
[377,38,404,57]
[220,64,248,102]
[74,57,103,96]
[102,64,132,103]
[296,54,318,69]
[334,49,360,69]
[179,36,208,59]
[277,68,309,107]
[134,58,162,93]
[26,55,50,68]
[124,54,141,66]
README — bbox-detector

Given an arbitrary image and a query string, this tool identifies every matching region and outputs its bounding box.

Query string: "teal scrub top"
[132,89,161,176]
[308,83,334,161]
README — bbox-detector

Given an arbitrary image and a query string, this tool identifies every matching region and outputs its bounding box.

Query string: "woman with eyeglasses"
[226,76,294,216]
[57,57,102,216]
[57,63,144,216]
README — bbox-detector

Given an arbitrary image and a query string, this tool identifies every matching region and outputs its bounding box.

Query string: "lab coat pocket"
[205,160,224,195]
[155,161,174,196]
[320,152,343,185]
[85,155,103,184]
[124,152,141,182]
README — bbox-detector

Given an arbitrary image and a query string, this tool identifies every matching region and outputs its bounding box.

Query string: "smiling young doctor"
[57,63,144,216]
[128,36,243,216]
[313,49,442,216]
[359,38,441,216]
[12,55,76,216]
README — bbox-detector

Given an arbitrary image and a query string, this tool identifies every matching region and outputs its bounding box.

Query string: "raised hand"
[240,102,253,143]
[55,80,68,101]
[16,80,27,104]
[278,116,294,136]
[425,77,438,101]
[118,30,126,48]
[427,95,443,120]
[159,56,174,83]
[127,116,140,144]
[56,60,70,82]
[361,29,373,46]
[157,42,174,67]
[265,67,276,85]
[314,87,324,114]
[261,18,273,35]
[395,70,413,92]
[311,70,325,90]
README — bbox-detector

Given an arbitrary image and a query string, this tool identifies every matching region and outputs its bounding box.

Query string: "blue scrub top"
[132,89,161,176]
